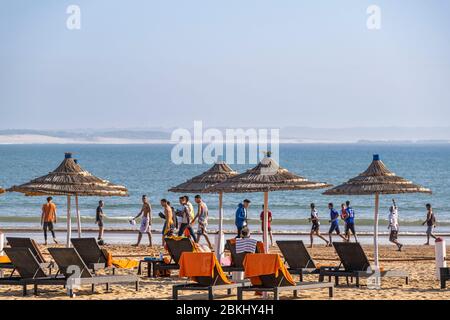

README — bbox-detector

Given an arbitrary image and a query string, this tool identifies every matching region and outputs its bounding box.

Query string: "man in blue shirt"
[235,199,251,238]
[345,200,358,242]
[328,203,347,244]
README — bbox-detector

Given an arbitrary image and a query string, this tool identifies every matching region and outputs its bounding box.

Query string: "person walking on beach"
[176,196,197,242]
[41,197,58,245]
[96,200,105,242]
[328,203,347,244]
[344,200,358,242]
[192,195,213,249]
[160,199,174,246]
[309,203,329,248]
[260,204,273,246]
[131,195,152,247]
[422,203,437,245]
[235,199,250,238]
[388,199,403,251]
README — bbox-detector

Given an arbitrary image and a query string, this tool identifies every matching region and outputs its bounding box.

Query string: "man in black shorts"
[309,203,329,248]
[96,200,105,241]
[344,201,358,242]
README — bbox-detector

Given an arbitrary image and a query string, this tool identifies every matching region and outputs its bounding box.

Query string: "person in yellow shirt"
[41,197,58,245]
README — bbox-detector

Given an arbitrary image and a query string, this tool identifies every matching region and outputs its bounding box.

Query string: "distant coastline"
[1,127,450,145]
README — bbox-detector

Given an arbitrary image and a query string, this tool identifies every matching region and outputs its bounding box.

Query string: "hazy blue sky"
[1,0,449,130]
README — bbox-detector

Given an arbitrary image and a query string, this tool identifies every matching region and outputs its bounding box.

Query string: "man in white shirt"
[388,201,403,251]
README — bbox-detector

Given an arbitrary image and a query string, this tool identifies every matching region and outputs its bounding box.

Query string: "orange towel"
[101,249,113,267]
[256,241,265,253]
[0,256,11,264]
[179,252,231,284]
[243,253,296,286]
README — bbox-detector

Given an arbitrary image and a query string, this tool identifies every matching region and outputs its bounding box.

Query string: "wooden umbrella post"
[66,195,72,248]
[263,191,269,253]
[75,194,82,238]
[374,193,380,269]
[217,192,224,260]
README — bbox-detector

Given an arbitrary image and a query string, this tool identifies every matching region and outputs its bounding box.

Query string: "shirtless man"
[160,198,174,246]
[131,195,152,246]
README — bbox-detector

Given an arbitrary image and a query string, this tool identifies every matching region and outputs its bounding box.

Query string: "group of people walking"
[38,196,438,250]
[129,194,213,249]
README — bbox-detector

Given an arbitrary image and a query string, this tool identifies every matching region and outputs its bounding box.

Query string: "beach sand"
[0,243,449,300]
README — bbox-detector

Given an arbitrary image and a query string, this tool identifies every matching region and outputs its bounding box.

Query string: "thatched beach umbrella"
[8,153,128,247]
[169,161,238,259]
[323,154,431,268]
[208,152,332,252]
[0,187,5,195]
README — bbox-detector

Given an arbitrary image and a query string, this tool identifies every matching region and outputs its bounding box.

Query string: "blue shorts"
[329,223,340,234]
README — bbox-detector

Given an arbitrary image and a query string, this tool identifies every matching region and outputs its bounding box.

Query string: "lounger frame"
[237,274,334,300]
[319,242,409,287]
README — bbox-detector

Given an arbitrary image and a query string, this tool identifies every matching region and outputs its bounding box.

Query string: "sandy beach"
[0,243,448,300]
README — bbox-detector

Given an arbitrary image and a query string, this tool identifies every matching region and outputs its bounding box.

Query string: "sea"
[0,144,449,244]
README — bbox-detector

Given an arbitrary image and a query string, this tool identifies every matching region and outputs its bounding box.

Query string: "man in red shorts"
[260,204,273,246]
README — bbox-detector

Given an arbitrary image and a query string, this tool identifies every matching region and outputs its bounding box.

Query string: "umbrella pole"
[75,195,82,238]
[217,192,224,261]
[66,195,72,248]
[263,191,269,253]
[374,193,380,269]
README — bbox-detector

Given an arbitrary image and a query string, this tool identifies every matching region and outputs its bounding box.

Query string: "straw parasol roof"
[207,154,332,193]
[323,154,431,269]
[0,187,5,195]
[169,162,238,193]
[323,154,431,196]
[8,153,128,197]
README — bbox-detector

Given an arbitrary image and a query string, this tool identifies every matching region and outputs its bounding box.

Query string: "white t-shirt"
[389,208,399,231]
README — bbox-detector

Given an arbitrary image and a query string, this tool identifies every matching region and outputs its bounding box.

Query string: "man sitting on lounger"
[236,227,258,254]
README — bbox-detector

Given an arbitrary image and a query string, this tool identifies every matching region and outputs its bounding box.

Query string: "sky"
[0,0,449,130]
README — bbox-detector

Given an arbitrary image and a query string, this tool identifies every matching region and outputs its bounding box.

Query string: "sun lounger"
[139,237,194,277]
[48,247,139,297]
[173,252,245,300]
[440,267,450,289]
[0,247,66,296]
[222,239,255,273]
[319,242,409,287]
[3,237,54,275]
[71,238,114,274]
[237,253,334,300]
[276,240,321,281]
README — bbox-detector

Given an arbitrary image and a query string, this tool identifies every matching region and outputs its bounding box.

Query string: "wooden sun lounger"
[173,254,246,300]
[237,273,334,300]
[276,240,320,281]
[319,242,409,287]
[3,237,54,276]
[0,248,66,296]
[71,238,115,274]
[440,268,450,289]
[48,247,139,297]
[221,239,261,273]
[138,237,194,277]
